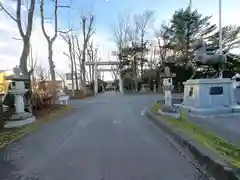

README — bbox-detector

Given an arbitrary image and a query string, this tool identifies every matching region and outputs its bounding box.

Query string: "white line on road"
[141,107,147,116]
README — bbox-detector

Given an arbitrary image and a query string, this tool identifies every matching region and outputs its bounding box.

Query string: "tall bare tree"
[111,65,119,81]
[71,35,79,91]
[112,12,131,91]
[112,12,131,54]
[87,41,94,81]
[80,13,95,94]
[133,10,154,78]
[35,65,50,81]
[155,24,171,91]
[56,71,66,92]
[28,46,38,89]
[0,0,35,75]
[40,0,70,81]
[61,34,75,96]
[76,37,83,86]
[40,0,59,82]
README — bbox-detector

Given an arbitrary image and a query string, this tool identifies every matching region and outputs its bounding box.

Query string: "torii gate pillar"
[86,61,124,95]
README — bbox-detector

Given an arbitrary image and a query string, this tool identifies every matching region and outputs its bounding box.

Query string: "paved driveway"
[0,92,205,180]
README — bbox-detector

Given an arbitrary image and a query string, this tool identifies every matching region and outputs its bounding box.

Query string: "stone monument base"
[176,78,240,115]
[176,104,240,115]
[4,112,36,128]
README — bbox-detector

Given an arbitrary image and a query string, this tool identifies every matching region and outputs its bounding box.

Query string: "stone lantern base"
[4,112,35,128]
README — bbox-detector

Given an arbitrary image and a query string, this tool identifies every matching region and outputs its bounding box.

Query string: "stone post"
[162,67,175,106]
[163,78,172,106]
[94,63,98,95]
[119,76,123,93]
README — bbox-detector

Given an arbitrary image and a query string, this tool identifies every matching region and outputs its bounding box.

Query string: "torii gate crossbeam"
[85,61,123,95]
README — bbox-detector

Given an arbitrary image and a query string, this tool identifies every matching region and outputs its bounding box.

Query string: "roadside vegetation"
[151,102,240,168]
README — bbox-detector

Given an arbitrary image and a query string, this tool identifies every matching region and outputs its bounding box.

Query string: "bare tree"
[80,12,95,94]
[76,37,83,86]
[147,44,158,69]
[155,23,171,91]
[155,24,170,64]
[112,12,131,54]
[61,34,75,96]
[56,71,66,91]
[87,41,94,81]
[110,65,119,81]
[133,10,154,78]
[28,47,38,90]
[35,65,50,81]
[112,12,131,91]
[71,35,79,91]
[40,0,58,82]
[40,0,70,82]
[0,0,35,75]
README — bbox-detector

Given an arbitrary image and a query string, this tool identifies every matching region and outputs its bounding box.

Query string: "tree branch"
[58,29,72,34]
[40,0,50,41]
[0,2,17,22]
[25,0,36,37]
[63,52,71,59]
[60,33,70,44]
[51,0,58,42]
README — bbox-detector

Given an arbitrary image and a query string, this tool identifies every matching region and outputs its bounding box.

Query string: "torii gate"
[85,61,123,95]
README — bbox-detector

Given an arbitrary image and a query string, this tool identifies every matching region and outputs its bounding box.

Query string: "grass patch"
[151,102,240,168]
[0,105,73,149]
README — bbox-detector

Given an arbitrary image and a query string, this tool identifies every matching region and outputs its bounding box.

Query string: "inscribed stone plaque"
[164,67,171,77]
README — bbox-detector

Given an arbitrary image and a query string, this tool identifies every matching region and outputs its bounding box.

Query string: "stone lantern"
[4,66,35,128]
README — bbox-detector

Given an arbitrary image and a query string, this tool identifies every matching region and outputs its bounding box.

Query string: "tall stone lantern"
[4,66,35,128]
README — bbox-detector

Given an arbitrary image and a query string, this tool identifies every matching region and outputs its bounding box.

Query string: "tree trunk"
[72,36,79,91]
[81,45,87,94]
[48,42,56,81]
[47,41,57,102]
[74,65,79,91]
[71,71,75,97]
[133,57,138,91]
[88,65,92,82]
[90,64,94,82]
[20,39,30,75]
[78,58,83,89]
[69,56,74,96]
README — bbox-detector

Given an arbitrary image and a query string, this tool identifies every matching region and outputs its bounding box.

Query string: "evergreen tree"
[163,5,216,66]
[208,25,240,53]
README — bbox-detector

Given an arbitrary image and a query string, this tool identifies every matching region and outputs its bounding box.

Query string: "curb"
[146,109,240,180]
[0,106,74,149]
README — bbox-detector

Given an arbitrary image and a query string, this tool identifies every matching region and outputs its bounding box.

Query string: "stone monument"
[4,66,35,128]
[176,39,240,115]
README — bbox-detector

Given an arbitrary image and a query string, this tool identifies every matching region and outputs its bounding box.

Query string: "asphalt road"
[0,92,205,180]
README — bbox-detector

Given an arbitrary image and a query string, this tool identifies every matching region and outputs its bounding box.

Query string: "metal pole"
[219,0,223,54]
